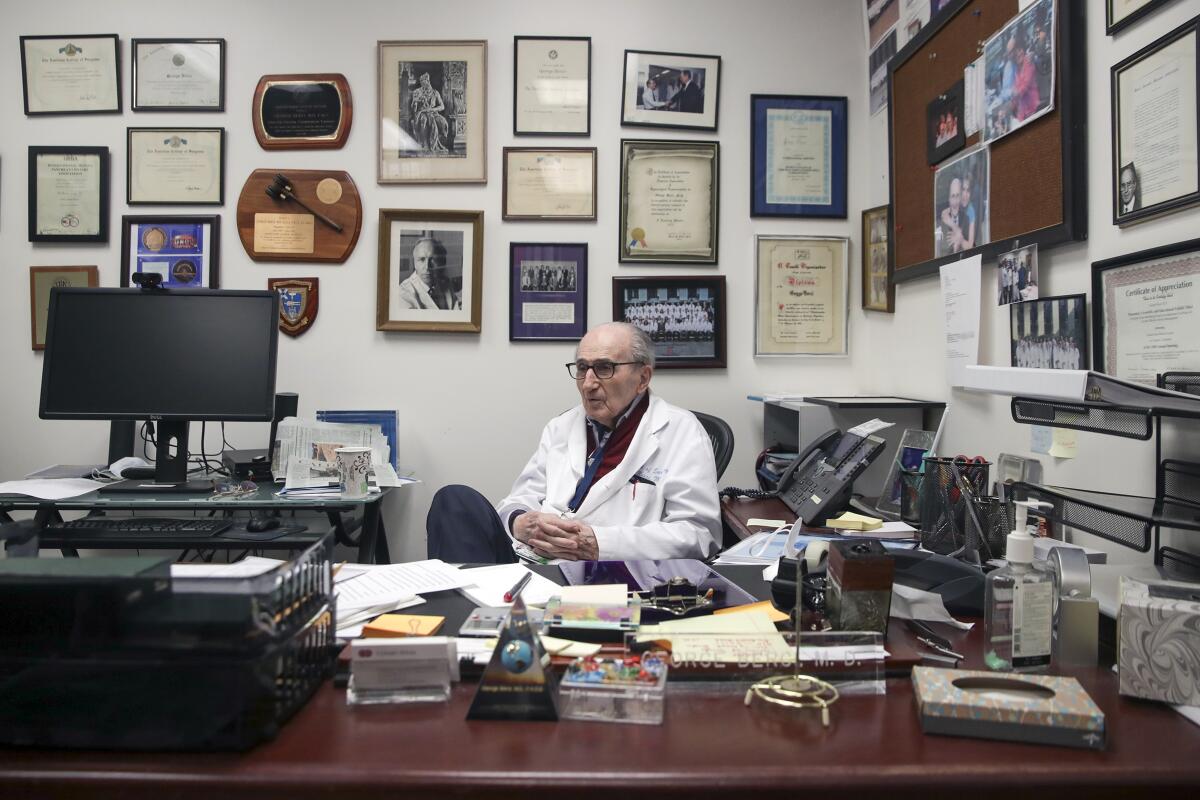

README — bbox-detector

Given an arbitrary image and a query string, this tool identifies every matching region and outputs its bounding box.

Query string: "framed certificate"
[513,36,590,136]
[510,242,588,341]
[621,49,720,132]
[377,209,484,333]
[120,215,220,290]
[29,266,99,350]
[503,147,596,221]
[27,146,109,244]
[619,139,719,264]
[127,127,225,205]
[1108,0,1175,36]
[20,34,121,115]
[751,94,847,218]
[613,275,726,369]
[754,234,849,357]
[131,38,225,112]
[1112,15,1200,226]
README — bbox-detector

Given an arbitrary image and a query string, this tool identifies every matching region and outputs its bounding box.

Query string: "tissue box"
[1119,577,1200,706]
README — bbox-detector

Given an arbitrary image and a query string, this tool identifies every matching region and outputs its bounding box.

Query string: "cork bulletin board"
[888,0,1087,283]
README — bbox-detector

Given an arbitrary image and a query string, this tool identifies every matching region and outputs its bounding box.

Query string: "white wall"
[1,0,1196,564]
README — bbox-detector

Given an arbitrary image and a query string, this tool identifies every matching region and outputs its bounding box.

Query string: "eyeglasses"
[565,360,642,380]
[209,479,259,500]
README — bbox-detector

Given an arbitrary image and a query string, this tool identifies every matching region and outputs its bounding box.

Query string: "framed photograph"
[1112,15,1200,226]
[982,0,1055,144]
[510,243,588,341]
[1108,0,1176,35]
[503,147,597,221]
[998,243,1039,305]
[613,275,726,369]
[119,215,220,289]
[926,80,965,164]
[126,127,225,205]
[1092,237,1200,385]
[252,73,352,150]
[29,266,98,350]
[620,49,721,132]
[750,94,848,218]
[754,235,849,357]
[377,40,488,184]
[27,146,109,244]
[20,34,120,115]
[513,36,590,136]
[377,209,483,333]
[862,204,893,313]
[619,139,719,264]
[1009,294,1088,370]
[933,145,990,257]
[131,38,225,112]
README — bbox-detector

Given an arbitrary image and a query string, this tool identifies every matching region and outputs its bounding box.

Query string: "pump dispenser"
[984,500,1055,672]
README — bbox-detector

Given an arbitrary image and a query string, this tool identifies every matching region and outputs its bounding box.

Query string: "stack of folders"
[334,560,474,637]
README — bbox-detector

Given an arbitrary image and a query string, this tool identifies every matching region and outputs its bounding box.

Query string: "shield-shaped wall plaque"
[268,277,319,336]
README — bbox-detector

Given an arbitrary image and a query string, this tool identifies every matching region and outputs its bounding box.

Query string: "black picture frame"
[926,79,965,164]
[119,214,221,289]
[19,34,121,115]
[1107,0,1178,35]
[509,242,588,341]
[126,127,226,206]
[27,146,110,244]
[130,38,226,112]
[620,49,721,132]
[619,139,720,264]
[512,36,591,137]
[1009,293,1089,370]
[612,275,726,369]
[750,94,849,218]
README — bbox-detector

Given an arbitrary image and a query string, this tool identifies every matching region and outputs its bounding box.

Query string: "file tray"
[1010,397,1152,440]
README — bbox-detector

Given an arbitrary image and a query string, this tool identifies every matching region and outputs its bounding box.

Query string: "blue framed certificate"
[509,242,587,341]
[751,94,847,218]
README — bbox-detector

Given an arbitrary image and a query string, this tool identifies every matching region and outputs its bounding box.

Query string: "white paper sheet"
[456,563,563,607]
[892,583,974,630]
[335,559,471,609]
[0,478,107,500]
[941,255,982,387]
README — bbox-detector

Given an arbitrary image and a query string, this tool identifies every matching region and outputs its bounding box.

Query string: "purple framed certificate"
[509,242,587,341]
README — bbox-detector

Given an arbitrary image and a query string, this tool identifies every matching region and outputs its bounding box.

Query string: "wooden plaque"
[236,169,362,263]
[252,73,352,150]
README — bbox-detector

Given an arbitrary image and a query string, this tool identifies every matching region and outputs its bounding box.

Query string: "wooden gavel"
[264,173,343,233]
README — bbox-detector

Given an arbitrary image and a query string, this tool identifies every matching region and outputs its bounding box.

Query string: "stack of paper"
[456,563,563,607]
[335,559,475,637]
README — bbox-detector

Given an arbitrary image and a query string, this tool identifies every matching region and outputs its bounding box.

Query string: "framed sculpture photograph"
[1009,294,1088,370]
[510,242,588,341]
[127,127,225,205]
[620,49,721,132]
[750,94,848,218]
[612,275,726,369]
[754,234,849,357]
[502,147,596,221]
[377,208,483,333]
[377,40,488,184]
[130,38,225,112]
[1108,0,1176,36]
[619,139,719,264]
[120,215,220,289]
[29,266,98,350]
[28,146,109,244]
[20,34,120,115]
[513,36,591,136]
[1111,15,1199,226]
[862,204,893,312]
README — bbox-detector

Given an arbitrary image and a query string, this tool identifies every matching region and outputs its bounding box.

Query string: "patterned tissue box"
[1119,576,1200,707]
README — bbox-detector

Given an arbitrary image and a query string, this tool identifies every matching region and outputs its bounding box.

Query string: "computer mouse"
[246,515,281,532]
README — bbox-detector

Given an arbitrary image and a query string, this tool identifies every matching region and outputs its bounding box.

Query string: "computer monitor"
[40,288,280,492]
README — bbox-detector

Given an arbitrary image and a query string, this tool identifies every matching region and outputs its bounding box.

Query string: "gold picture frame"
[30,266,99,350]
[376,209,483,333]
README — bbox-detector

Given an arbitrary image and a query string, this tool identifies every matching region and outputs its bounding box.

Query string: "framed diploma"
[252,73,352,150]
[126,127,225,205]
[621,50,721,132]
[513,36,591,136]
[377,40,488,184]
[1108,0,1176,36]
[510,242,588,341]
[130,38,225,112]
[27,146,109,244]
[754,234,849,357]
[119,215,220,290]
[862,204,894,313]
[20,34,120,115]
[1092,237,1200,385]
[619,139,719,264]
[29,266,98,350]
[503,147,596,221]
[1112,15,1200,226]
[750,94,848,218]
[376,209,484,333]
[612,275,726,369]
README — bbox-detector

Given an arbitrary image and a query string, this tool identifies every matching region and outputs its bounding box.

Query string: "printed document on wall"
[941,255,982,387]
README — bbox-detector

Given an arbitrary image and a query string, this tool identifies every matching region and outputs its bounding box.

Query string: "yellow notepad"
[825,511,883,531]
[362,613,445,638]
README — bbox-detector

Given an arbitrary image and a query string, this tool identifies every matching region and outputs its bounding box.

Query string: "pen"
[504,572,532,603]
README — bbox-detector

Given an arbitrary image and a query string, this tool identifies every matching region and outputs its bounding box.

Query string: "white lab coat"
[495,395,721,560]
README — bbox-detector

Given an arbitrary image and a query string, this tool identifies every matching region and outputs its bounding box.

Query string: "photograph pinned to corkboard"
[236,169,362,263]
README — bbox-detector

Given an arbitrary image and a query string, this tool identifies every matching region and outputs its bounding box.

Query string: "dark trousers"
[426,485,518,564]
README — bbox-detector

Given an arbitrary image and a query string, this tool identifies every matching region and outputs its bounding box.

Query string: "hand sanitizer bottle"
[984,500,1054,673]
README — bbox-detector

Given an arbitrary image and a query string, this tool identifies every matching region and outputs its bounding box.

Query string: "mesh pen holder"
[917,457,991,559]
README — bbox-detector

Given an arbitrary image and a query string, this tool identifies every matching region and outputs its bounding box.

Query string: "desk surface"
[0,485,390,511]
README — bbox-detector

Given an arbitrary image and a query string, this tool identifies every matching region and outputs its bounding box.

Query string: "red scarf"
[584,392,651,491]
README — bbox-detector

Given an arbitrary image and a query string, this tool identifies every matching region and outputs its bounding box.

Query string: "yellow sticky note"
[362,613,445,638]
[713,600,789,624]
[1049,428,1077,459]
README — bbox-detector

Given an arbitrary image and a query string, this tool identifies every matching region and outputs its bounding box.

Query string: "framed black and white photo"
[1112,15,1200,226]
[510,242,588,341]
[612,275,726,369]
[751,94,848,218]
[620,50,720,132]
[377,209,483,333]
[513,36,590,136]
[20,34,120,115]
[27,146,109,244]
[120,215,220,289]
[29,266,98,350]
[926,80,965,164]
[1108,0,1177,36]
[862,204,893,313]
[131,38,225,112]
[998,243,1039,306]
[933,145,990,257]
[127,127,224,205]
[982,0,1055,144]
[377,40,487,184]
[619,139,719,264]
[1009,294,1088,370]
[503,147,596,221]
[755,235,849,357]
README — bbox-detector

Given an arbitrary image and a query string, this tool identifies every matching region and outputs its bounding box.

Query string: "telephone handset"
[774,428,888,525]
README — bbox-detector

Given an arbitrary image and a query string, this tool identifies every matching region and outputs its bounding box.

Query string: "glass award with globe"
[466,594,559,721]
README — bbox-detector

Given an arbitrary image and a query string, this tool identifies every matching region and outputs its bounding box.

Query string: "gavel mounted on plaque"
[265,173,343,233]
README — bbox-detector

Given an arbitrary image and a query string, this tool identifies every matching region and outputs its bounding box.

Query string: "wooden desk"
[722,494,796,541]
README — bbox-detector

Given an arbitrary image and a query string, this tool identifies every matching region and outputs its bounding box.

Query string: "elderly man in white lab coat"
[426,322,721,563]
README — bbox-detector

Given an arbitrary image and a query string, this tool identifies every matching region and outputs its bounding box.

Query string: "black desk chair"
[692,411,734,480]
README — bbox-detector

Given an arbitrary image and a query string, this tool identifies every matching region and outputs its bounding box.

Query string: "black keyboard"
[44,517,234,537]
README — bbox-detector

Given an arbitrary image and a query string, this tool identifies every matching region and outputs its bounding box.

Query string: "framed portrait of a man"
[376,209,483,333]
[377,41,487,184]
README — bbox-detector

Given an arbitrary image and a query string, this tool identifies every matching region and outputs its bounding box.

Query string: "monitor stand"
[98,420,212,495]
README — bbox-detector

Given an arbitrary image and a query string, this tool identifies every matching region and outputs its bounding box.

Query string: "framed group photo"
[862,204,893,312]
[620,49,720,132]
[119,215,220,289]
[510,242,588,341]
[131,38,225,112]
[127,127,225,205]
[377,209,483,332]
[754,234,849,357]
[619,139,719,264]
[28,146,110,244]
[1009,294,1088,370]
[613,275,726,369]
[378,40,487,184]
[513,36,591,136]
[20,34,120,115]
[750,94,848,218]
[29,266,98,350]
[502,147,596,221]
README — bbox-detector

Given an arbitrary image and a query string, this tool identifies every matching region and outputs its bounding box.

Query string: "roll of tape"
[1048,546,1091,599]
